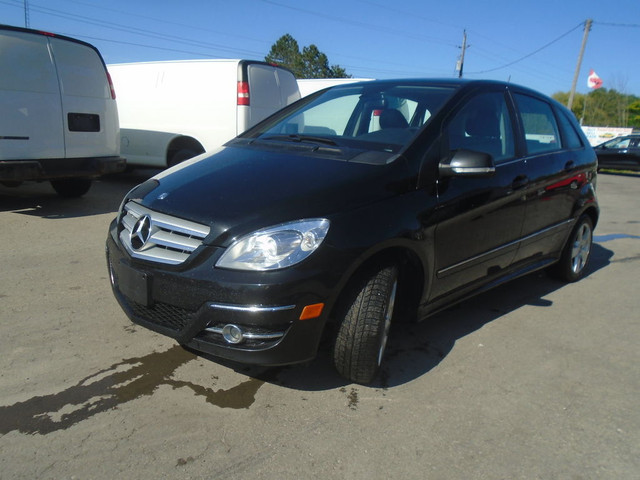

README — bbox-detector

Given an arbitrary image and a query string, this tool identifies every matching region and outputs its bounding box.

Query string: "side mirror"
[439,149,496,177]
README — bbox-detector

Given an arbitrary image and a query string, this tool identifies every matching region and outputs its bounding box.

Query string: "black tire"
[333,264,399,384]
[551,215,593,282]
[50,178,92,198]
[168,149,199,168]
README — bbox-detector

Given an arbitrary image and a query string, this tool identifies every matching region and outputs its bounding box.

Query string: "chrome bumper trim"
[208,303,296,313]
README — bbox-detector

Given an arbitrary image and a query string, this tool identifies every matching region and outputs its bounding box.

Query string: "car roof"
[328,77,554,100]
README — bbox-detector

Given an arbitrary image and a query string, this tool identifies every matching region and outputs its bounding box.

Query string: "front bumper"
[106,225,336,366]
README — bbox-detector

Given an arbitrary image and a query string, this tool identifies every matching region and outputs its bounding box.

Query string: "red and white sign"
[587,70,603,89]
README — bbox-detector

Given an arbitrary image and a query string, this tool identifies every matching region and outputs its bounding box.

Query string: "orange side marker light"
[299,303,324,320]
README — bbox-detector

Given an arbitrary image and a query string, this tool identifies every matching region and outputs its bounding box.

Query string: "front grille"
[119,201,210,265]
[130,301,195,333]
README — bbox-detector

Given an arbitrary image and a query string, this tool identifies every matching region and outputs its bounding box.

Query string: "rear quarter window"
[555,108,584,149]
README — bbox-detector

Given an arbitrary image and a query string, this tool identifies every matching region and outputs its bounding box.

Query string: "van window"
[50,38,109,99]
[514,94,561,154]
[0,32,58,93]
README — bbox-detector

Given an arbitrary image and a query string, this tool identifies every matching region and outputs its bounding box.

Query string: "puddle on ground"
[594,233,640,242]
[0,345,264,435]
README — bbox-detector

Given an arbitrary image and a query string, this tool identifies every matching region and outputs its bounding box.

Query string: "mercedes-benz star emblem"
[130,215,152,250]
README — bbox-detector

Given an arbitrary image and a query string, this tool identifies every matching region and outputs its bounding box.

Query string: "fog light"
[222,324,244,344]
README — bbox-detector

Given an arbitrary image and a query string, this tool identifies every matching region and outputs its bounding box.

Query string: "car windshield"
[241,83,457,154]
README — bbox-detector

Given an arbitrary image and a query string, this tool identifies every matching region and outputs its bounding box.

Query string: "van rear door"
[242,64,300,131]
[49,37,119,159]
[0,29,64,160]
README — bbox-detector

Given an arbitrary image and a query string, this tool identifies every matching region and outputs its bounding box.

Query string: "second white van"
[108,60,300,168]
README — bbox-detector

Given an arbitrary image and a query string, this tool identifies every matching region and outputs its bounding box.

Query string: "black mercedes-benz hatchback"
[107,79,599,384]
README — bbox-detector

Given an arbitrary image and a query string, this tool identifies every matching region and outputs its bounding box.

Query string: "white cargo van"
[108,60,300,168]
[0,24,124,197]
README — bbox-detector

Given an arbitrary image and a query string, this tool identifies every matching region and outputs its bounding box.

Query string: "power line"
[466,21,584,74]
[256,0,458,47]
[594,21,640,28]
[0,0,266,57]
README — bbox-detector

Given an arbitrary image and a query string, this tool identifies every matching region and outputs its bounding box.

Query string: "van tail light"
[107,71,116,100]
[237,81,250,106]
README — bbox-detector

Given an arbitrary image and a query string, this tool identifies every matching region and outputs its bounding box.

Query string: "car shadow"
[0,169,158,219]
[220,242,613,391]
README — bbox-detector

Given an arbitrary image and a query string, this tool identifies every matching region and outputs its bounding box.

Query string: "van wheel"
[50,178,92,198]
[168,149,198,167]
[550,215,593,282]
[333,264,398,384]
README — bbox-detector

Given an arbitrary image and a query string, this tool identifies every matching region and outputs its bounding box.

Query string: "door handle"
[511,175,529,189]
[564,160,575,171]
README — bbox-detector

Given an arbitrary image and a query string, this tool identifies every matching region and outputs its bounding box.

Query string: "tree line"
[552,89,640,129]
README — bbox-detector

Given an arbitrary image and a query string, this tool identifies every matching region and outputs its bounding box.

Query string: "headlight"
[216,219,330,271]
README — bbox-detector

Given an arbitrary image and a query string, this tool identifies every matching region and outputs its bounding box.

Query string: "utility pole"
[456,30,467,78]
[24,0,30,28]
[567,19,592,111]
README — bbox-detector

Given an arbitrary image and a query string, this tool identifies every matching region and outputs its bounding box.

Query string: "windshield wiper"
[261,134,339,146]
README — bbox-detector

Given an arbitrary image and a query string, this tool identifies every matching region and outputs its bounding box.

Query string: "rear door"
[0,28,64,160]
[511,91,588,262]
[246,64,282,128]
[50,37,119,158]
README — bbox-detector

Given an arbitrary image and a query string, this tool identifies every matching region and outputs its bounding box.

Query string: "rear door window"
[513,94,561,154]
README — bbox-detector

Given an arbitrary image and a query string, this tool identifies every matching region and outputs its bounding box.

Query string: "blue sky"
[2,0,640,97]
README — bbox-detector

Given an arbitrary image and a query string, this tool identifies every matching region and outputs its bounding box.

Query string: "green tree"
[552,88,640,128]
[629,100,640,129]
[265,34,350,79]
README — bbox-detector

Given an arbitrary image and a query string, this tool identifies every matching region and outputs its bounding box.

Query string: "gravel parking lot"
[1,171,638,479]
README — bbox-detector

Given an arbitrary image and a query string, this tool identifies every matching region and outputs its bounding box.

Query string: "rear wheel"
[551,215,593,282]
[333,264,398,384]
[50,178,92,198]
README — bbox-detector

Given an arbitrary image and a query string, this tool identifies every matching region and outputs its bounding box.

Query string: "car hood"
[137,145,413,246]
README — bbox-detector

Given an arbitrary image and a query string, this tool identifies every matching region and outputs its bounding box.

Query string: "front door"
[430,89,526,299]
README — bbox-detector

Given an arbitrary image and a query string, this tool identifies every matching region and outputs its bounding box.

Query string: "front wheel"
[333,264,398,384]
[551,215,593,282]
